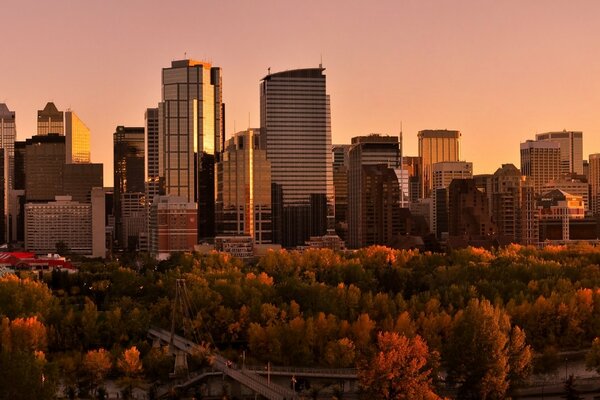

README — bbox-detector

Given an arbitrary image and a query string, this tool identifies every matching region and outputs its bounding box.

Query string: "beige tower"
[418,129,460,199]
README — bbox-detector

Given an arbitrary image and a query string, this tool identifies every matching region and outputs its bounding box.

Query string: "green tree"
[358,332,440,400]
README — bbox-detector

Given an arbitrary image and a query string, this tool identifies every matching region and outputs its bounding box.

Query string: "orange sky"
[2,0,600,185]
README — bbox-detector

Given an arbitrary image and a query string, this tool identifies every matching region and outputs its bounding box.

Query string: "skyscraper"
[113,126,145,248]
[145,107,163,203]
[215,129,272,243]
[159,59,224,240]
[590,154,600,216]
[432,161,473,237]
[37,102,64,135]
[348,134,401,248]
[520,140,561,194]
[65,111,91,163]
[418,129,461,198]
[260,67,333,247]
[0,104,16,242]
[535,131,583,175]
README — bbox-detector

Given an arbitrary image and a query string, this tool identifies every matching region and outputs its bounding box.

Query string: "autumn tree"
[586,337,600,374]
[358,332,440,400]
[117,346,144,398]
[445,299,532,400]
[83,349,112,396]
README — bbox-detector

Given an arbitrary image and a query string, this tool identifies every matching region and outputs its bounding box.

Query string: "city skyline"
[3,1,600,186]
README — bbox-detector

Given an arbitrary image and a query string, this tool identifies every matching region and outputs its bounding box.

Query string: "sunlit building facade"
[216,129,272,244]
[260,67,334,247]
[590,154,600,216]
[0,104,16,242]
[418,129,461,199]
[159,59,224,240]
[520,140,561,195]
[65,111,91,163]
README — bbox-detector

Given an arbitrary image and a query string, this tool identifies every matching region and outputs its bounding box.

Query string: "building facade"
[418,129,460,199]
[448,179,497,238]
[149,195,198,259]
[520,140,561,195]
[65,111,91,163]
[535,131,583,175]
[37,102,64,135]
[215,129,272,244]
[159,59,224,241]
[589,154,600,216]
[260,67,333,247]
[431,161,473,237]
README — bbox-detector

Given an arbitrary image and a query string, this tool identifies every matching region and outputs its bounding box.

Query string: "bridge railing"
[246,364,358,377]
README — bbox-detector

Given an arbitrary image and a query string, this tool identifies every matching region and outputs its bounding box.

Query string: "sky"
[2,0,600,186]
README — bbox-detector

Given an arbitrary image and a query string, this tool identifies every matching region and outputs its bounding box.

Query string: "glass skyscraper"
[260,67,333,247]
[159,59,224,240]
[65,111,91,163]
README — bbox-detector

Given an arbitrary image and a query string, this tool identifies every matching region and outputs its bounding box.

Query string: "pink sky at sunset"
[2,0,600,185]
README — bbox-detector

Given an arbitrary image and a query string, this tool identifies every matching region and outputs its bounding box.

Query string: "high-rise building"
[536,131,583,175]
[63,163,103,203]
[448,179,496,238]
[215,129,272,244]
[348,134,401,248]
[159,59,224,241]
[65,111,91,163]
[121,192,148,251]
[260,67,333,247]
[520,140,561,195]
[403,156,422,203]
[418,129,460,199]
[590,154,600,216]
[0,104,16,242]
[37,102,64,135]
[491,164,523,242]
[332,145,350,241]
[113,126,145,248]
[24,134,66,202]
[431,161,473,237]
[145,107,163,203]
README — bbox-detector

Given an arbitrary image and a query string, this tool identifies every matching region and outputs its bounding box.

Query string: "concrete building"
[260,67,333,247]
[63,163,103,203]
[448,179,496,238]
[537,189,586,242]
[37,102,64,135]
[65,111,91,163]
[215,129,272,244]
[145,108,163,203]
[431,161,473,237]
[543,175,590,213]
[149,195,198,259]
[25,188,105,257]
[520,140,561,195]
[403,156,423,203]
[120,192,148,251]
[0,104,16,242]
[348,134,402,248]
[159,59,224,241]
[418,130,460,198]
[536,131,583,175]
[491,164,523,242]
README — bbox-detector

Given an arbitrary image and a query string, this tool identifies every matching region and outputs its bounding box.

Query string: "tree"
[586,337,600,374]
[117,346,144,398]
[445,299,531,399]
[358,332,440,400]
[83,349,112,396]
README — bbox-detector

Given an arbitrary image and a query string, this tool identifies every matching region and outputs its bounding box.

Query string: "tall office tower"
[448,179,496,238]
[37,102,64,135]
[491,164,523,242]
[25,134,66,201]
[520,140,561,195]
[590,154,600,215]
[347,134,401,248]
[418,129,460,199]
[520,178,539,245]
[332,145,350,241]
[145,107,163,202]
[63,163,103,203]
[544,175,589,213]
[113,126,145,249]
[65,111,91,163]
[403,156,422,202]
[120,192,147,251]
[432,161,472,238]
[583,160,590,181]
[536,131,583,175]
[260,67,333,247]
[215,129,272,243]
[159,60,224,241]
[0,104,16,242]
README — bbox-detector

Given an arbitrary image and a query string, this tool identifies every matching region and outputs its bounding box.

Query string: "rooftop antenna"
[184,51,187,59]
[268,67,271,75]
[319,54,323,69]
